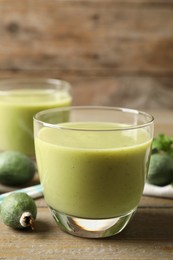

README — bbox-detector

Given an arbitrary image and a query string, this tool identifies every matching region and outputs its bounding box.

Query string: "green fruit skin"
[0,192,37,229]
[147,153,173,186]
[0,151,36,186]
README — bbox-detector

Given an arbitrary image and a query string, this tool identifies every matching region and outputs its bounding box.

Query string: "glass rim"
[34,106,154,132]
[0,78,71,92]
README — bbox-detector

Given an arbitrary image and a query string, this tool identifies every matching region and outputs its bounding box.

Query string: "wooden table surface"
[0,109,173,260]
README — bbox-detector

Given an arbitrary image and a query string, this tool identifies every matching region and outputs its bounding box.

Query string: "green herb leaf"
[152,134,173,155]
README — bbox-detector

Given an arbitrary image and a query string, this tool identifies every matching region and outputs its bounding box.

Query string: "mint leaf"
[152,134,173,155]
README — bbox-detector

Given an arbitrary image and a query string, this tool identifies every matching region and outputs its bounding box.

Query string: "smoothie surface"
[38,122,151,149]
[0,88,71,106]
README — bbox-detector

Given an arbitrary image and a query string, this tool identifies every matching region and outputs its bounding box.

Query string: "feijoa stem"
[19,212,35,230]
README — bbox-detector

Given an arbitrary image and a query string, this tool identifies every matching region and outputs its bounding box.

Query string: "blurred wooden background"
[0,0,173,109]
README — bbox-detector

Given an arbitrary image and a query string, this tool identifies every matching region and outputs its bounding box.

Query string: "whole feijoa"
[0,192,37,229]
[0,151,36,186]
[147,153,173,186]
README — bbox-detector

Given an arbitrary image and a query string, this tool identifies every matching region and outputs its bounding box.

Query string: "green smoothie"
[35,122,152,219]
[0,89,72,156]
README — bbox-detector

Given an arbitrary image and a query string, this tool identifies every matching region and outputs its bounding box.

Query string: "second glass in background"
[0,78,72,157]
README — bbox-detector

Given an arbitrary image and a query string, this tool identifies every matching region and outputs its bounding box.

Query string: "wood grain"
[0,0,173,108]
[0,0,173,72]
[0,207,173,259]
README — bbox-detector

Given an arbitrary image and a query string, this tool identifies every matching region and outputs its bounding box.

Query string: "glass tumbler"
[0,78,72,157]
[34,106,154,238]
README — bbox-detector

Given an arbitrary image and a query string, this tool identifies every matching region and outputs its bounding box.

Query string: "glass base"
[50,207,136,238]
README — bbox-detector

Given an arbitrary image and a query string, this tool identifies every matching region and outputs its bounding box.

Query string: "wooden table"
[0,109,173,259]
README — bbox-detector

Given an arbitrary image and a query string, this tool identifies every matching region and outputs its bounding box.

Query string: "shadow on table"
[109,207,173,240]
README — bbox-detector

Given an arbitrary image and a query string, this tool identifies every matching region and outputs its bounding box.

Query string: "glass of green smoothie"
[34,106,154,238]
[0,78,72,158]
